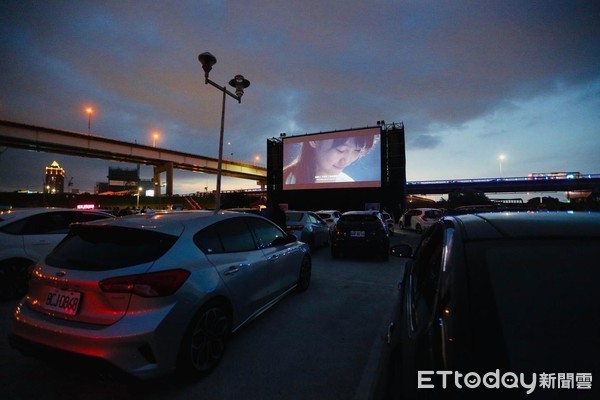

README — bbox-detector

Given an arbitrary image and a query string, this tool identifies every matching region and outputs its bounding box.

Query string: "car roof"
[449,212,600,240]
[82,210,267,236]
[0,207,110,225]
[342,210,379,216]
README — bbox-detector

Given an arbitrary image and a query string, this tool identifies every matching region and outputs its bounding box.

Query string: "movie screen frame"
[282,127,382,191]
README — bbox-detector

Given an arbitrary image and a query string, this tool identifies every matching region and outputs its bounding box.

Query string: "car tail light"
[99,269,190,297]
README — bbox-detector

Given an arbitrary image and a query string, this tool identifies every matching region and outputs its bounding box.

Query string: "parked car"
[398,207,442,233]
[380,211,395,235]
[331,211,390,261]
[0,207,114,300]
[374,212,600,399]
[285,210,330,248]
[368,210,394,236]
[315,210,342,229]
[9,210,311,380]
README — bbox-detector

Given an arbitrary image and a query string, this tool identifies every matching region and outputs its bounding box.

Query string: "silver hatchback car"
[9,211,311,380]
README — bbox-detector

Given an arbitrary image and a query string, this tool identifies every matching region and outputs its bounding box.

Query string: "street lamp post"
[153,132,159,147]
[86,107,93,135]
[136,187,142,208]
[498,154,506,177]
[198,52,250,211]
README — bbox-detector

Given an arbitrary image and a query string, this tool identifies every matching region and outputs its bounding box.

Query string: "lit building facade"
[45,161,65,194]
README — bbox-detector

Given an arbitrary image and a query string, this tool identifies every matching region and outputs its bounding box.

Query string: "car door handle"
[223,266,240,276]
[268,254,280,261]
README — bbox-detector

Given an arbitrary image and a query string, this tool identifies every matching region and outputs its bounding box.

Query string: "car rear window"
[45,225,178,270]
[468,238,599,372]
[338,214,381,228]
[424,210,442,218]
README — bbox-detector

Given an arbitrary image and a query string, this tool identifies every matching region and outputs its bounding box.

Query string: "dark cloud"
[1,0,599,191]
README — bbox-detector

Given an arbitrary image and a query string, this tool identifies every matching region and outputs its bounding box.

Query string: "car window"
[467,238,599,372]
[46,225,178,270]
[424,210,442,218]
[80,212,112,222]
[19,212,79,235]
[194,225,224,254]
[409,222,444,330]
[195,218,256,254]
[247,218,286,248]
[286,212,303,222]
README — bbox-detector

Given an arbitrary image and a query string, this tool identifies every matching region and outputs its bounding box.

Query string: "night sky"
[1,1,599,198]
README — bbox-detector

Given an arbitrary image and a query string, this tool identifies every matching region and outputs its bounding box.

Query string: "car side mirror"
[390,244,413,258]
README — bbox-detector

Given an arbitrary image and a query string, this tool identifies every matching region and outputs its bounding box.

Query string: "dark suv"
[331,211,390,261]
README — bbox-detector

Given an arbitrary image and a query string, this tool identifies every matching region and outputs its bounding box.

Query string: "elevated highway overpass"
[2,119,597,199]
[0,120,267,195]
[405,175,600,196]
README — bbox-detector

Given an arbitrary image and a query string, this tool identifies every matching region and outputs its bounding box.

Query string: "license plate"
[350,230,365,237]
[44,288,81,316]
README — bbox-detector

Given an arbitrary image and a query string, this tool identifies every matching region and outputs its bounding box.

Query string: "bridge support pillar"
[153,162,174,196]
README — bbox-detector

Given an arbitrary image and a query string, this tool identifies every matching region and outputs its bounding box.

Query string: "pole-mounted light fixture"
[198,52,217,80]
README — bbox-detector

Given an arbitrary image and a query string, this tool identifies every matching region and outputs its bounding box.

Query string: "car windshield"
[467,238,599,373]
[46,225,178,270]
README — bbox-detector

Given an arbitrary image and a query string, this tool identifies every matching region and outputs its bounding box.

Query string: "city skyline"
[1,1,599,199]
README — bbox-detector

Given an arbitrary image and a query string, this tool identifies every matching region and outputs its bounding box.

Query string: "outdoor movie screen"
[282,127,381,190]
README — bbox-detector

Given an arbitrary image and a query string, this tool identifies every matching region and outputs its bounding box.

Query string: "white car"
[398,208,443,234]
[315,210,342,229]
[0,207,114,300]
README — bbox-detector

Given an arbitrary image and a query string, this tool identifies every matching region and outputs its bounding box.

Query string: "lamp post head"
[229,74,250,98]
[198,52,217,79]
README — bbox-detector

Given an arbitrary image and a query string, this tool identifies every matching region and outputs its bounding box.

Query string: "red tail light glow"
[99,269,190,297]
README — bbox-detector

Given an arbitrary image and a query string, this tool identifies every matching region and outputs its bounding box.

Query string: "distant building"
[95,165,154,196]
[45,161,65,194]
[96,166,140,195]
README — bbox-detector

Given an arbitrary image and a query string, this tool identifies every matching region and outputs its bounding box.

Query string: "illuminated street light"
[86,107,93,134]
[254,155,261,166]
[498,154,506,177]
[198,52,250,211]
[136,186,142,208]
[152,132,159,147]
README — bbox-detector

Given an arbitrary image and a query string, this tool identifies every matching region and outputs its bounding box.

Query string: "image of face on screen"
[310,138,364,182]
[283,134,378,186]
